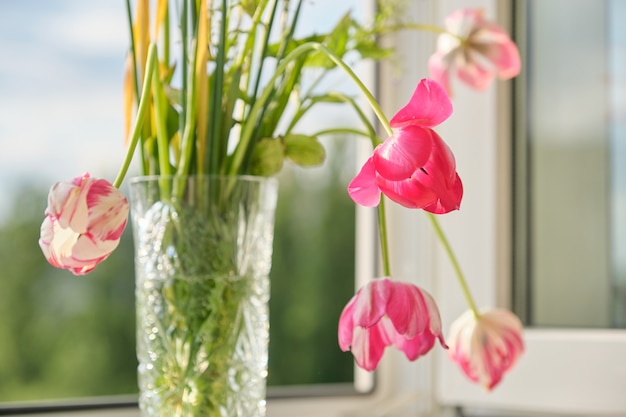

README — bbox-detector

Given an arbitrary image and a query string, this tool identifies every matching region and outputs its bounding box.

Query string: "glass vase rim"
[129,174,278,186]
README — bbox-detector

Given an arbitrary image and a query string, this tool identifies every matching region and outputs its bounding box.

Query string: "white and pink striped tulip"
[447,308,524,390]
[39,173,129,276]
[429,8,521,96]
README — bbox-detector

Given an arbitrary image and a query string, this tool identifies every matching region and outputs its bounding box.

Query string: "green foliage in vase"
[130,176,278,416]
[123,0,396,179]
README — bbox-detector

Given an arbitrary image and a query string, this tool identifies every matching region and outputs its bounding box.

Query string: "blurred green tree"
[0,146,356,402]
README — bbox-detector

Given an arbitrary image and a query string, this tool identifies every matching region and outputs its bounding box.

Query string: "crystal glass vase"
[129,175,278,417]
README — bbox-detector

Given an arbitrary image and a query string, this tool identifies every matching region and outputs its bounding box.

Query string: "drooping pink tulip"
[39,173,129,275]
[348,78,463,214]
[429,8,521,96]
[447,308,524,390]
[338,277,447,371]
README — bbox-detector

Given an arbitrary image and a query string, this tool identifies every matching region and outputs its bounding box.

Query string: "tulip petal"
[48,176,90,232]
[86,179,129,240]
[473,29,521,80]
[389,79,453,128]
[386,282,428,337]
[373,126,433,181]
[428,53,453,97]
[455,54,495,91]
[350,322,390,372]
[348,157,381,207]
[352,278,391,328]
[377,176,438,210]
[395,330,436,361]
[338,296,357,352]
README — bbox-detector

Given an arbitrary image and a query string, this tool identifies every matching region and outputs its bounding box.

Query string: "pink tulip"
[338,277,447,371]
[447,308,524,390]
[39,173,129,275]
[429,8,521,96]
[348,79,463,214]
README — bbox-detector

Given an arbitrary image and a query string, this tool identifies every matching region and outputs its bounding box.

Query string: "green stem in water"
[113,43,158,189]
[427,213,480,317]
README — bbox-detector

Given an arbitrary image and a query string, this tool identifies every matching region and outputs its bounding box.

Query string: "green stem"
[124,0,140,103]
[427,213,480,317]
[377,199,392,277]
[228,41,395,275]
[113,43,158,189]
[150,54,172,179]
[179,0,189,138]
[311,128,372,139]
[309,44,392,139]
[124,0,147,174]
[227,42,389,175]
[207,0,229,175]
[385,22,466,44]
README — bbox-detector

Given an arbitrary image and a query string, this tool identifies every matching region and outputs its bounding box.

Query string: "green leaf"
[305,13,352,68]
[240,0,261,16]
[284,134,326,167]
[249,137,285,176]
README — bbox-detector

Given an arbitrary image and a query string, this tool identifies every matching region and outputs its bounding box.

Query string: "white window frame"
[429,0,626,415]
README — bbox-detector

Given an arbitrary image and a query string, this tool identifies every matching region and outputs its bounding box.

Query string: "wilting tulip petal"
[347,157,381,207]
[429,8,521,95]
[348,79,462,214]
[39,173,129,275]
[389,78,453,128]
[338,278,447,371]
[447,308,524,390]
[374,125,433,181]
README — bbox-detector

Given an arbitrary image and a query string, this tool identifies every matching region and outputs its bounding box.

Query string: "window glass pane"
[0,0,367,404]
[515,0,626,328]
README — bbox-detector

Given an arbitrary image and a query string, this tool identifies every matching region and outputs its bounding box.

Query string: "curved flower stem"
[227,42,390,177]
[312,128,372,138]
[113,43,158,189]
[377,199,392,277]
[229,42,393,276]
[389,22,466,43]
[427,213,480,317]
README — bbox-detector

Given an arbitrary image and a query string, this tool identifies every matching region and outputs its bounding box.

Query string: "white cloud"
[0,1,130,217]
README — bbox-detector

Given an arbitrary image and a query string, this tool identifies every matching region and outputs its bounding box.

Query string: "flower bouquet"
[38,1,524,415]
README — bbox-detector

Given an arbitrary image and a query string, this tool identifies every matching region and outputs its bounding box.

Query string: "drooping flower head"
[348,78,463,214]
[429,8,521,96]
[447,308,524,390]
[338,277,447,371]
[39,173,129,275]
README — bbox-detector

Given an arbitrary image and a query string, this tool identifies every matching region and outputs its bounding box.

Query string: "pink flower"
[429,8,521,96]
[39,173,129,276]
[447,308,524,390]
[338,277,447,371]
[348,78,463,214]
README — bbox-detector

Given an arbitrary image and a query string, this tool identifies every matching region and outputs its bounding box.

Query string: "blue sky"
[0,0,366,218]
[0,0,128,216]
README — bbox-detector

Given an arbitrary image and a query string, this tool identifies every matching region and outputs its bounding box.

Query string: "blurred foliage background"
[0,144,355,403]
